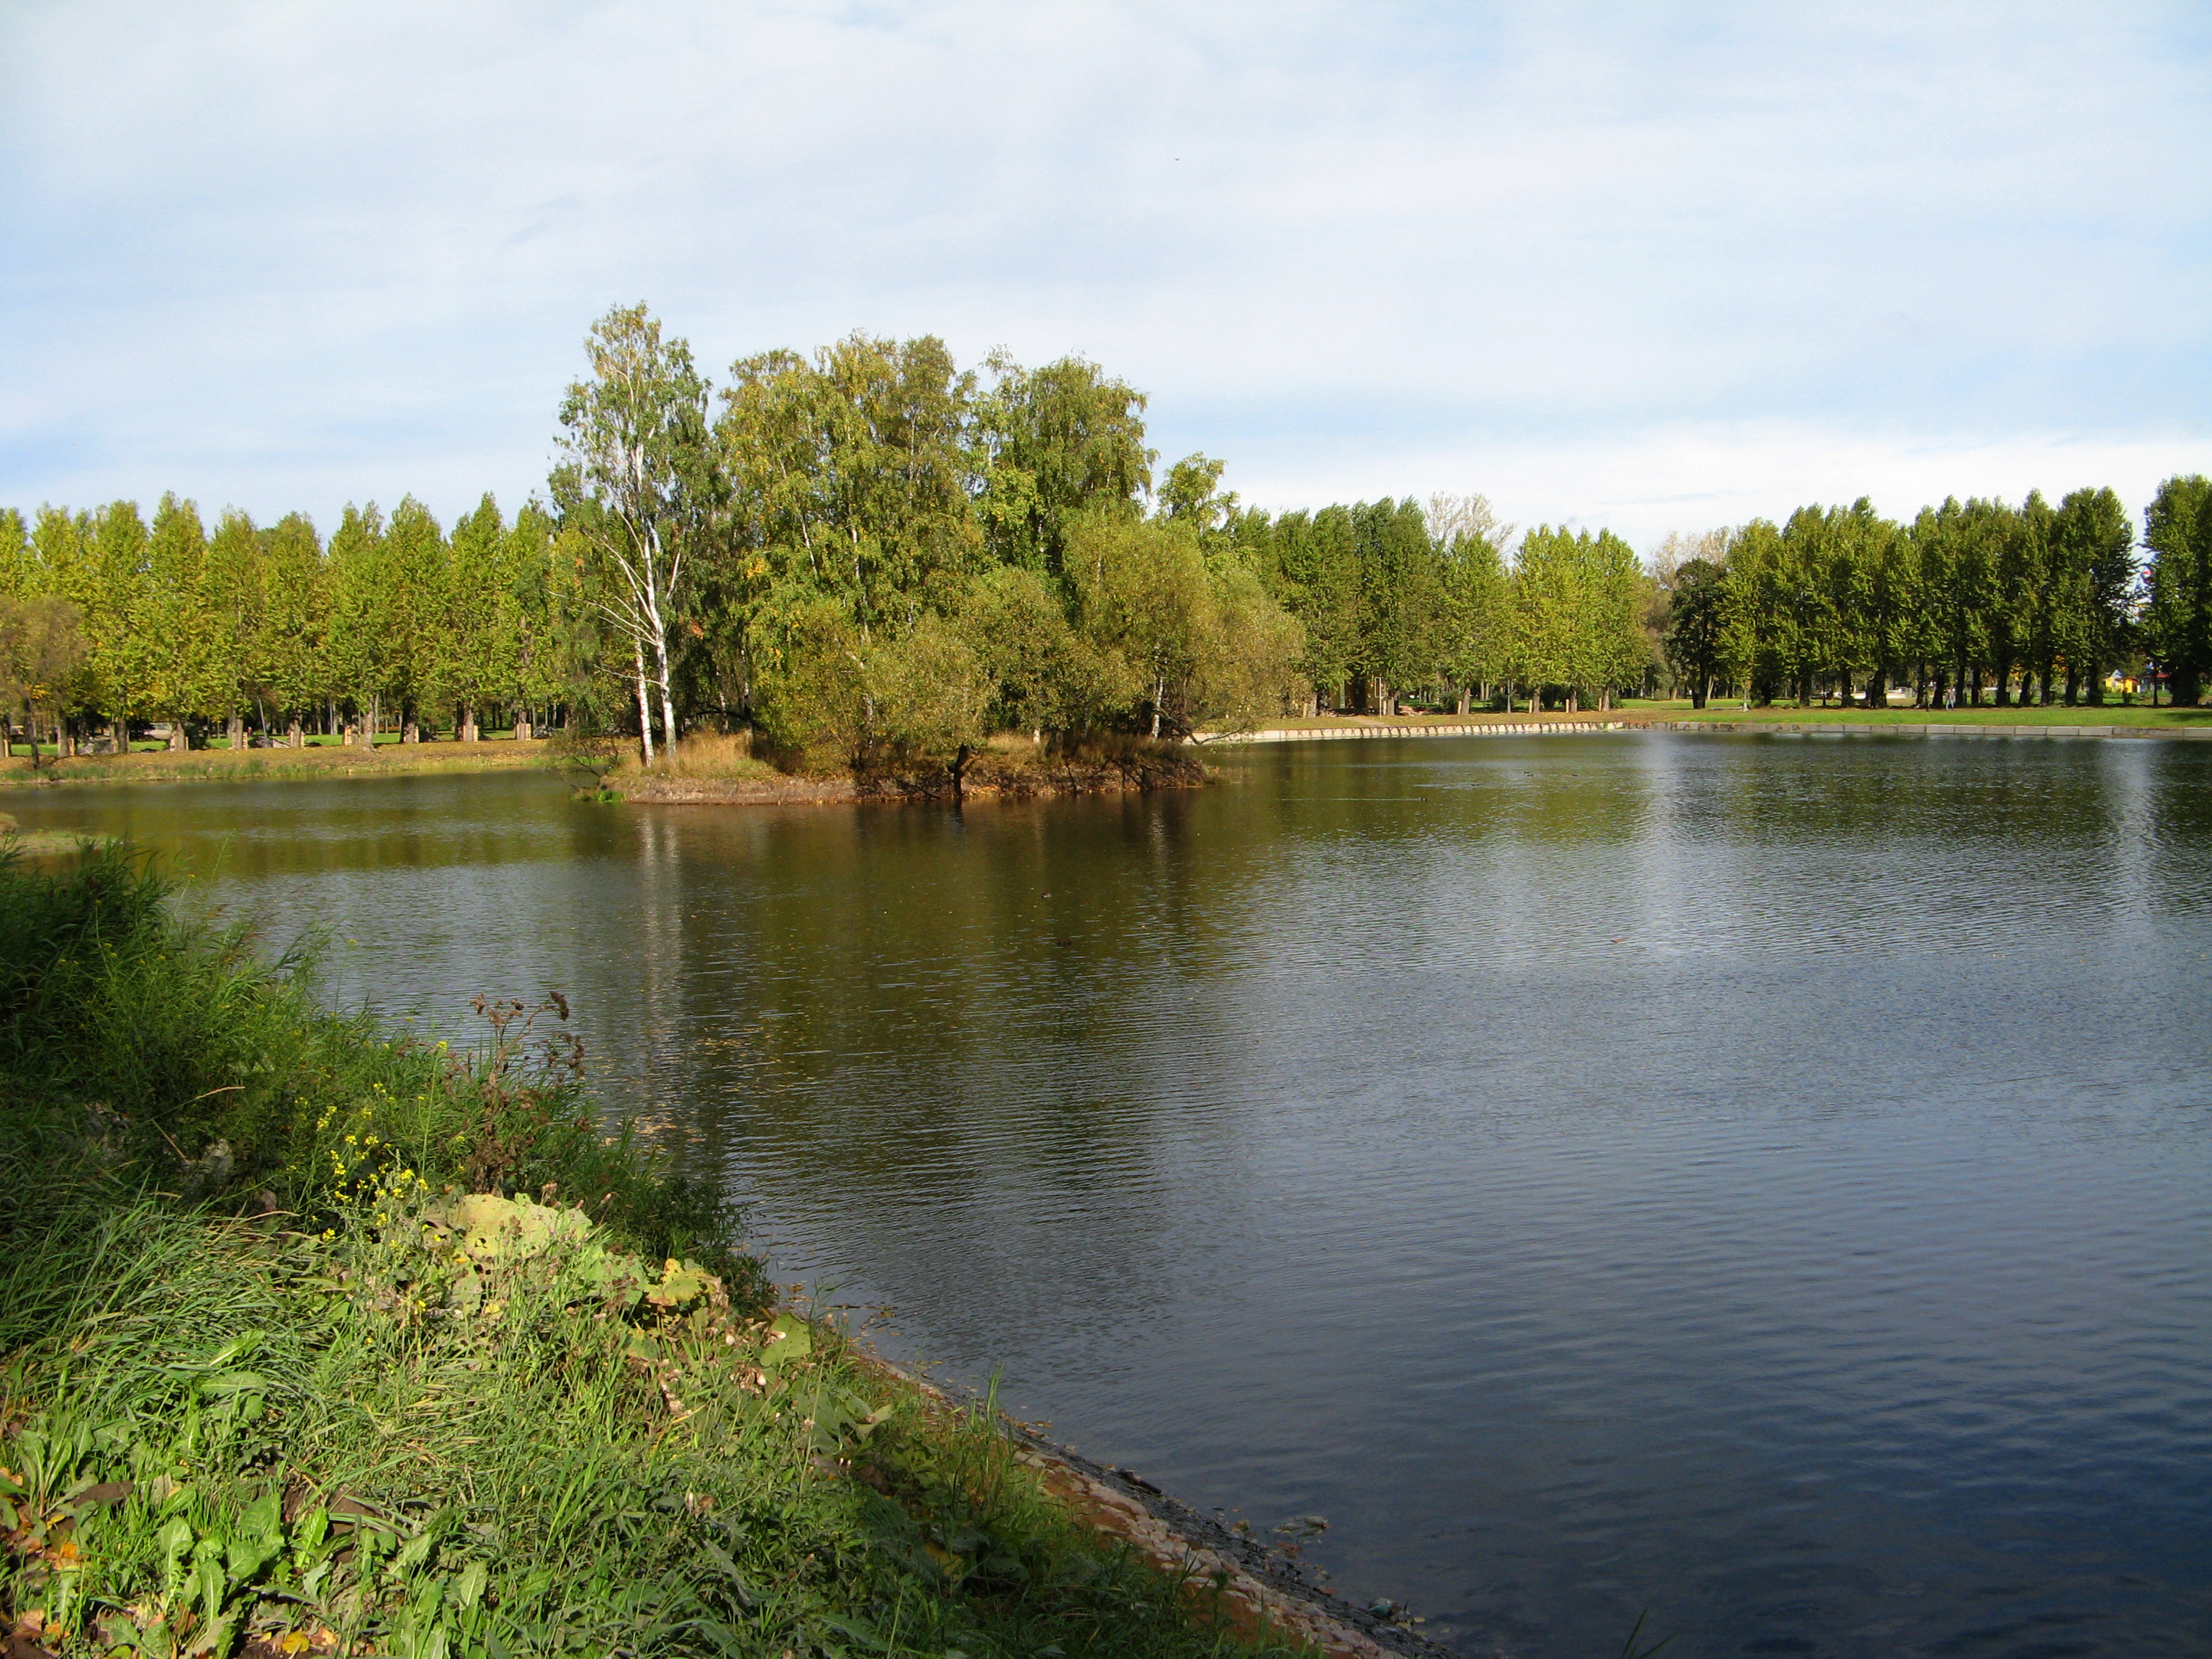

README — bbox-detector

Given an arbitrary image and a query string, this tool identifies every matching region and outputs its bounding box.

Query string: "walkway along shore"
[1197,719,2212,745]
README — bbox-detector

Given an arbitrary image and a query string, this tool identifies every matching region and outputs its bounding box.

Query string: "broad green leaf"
[758,1315,811,1370]
[454,1558,487,1610]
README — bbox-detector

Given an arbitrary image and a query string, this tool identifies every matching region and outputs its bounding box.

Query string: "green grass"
[0,848,1304,1659]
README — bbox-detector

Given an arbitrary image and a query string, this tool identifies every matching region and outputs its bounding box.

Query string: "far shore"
[0,734,551,788]
[1208,701,2212,733]
[9,701,2209,793]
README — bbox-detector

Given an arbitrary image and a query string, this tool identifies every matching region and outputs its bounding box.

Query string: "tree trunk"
[515,718,531,741]
[460,706,480,743]
[633,639,655,764]
[168,721,188,752]
[403,719,421,745]
[287,717,304,749]
[227,713,246,750]
[2064,667,2080,705]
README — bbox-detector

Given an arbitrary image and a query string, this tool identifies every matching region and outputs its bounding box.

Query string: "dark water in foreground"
[15,734,2211,1658]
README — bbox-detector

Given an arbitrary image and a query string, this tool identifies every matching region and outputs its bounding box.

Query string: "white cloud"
[1,0,2206,533]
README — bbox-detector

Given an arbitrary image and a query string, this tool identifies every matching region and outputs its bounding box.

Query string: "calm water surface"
[16,734,2211,1658]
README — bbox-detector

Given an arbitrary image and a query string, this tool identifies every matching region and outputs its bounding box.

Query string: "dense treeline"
[3,303,2208,762]
[0,494,570,754]
[1655,487,2200,710]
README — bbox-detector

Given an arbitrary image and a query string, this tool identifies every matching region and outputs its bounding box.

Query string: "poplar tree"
[89,503,153,746]
[1242,507,1361,710]
[143,495,215,746]
[1354,500,1444,709]
[2143,475,2212,705]
[501,505,562,733]
[1719,520,1786,704]
[2051,486,2136,703]
[382,497,448,738]
[204,508,263,745]
[326,504,393,742]
[444,495,508,739]
[257,513,327,741]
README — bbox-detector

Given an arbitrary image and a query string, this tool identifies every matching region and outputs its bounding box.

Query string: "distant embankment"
[1197,717,2212,745]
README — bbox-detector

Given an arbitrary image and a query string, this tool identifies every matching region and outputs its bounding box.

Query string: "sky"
[2,0,2207,552]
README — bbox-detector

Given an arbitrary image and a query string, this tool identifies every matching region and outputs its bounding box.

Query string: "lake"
[12,733,2210,1657]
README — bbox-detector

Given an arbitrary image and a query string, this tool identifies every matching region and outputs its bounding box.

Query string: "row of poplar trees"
[0,494,567,752]
[4,302,2208,760]
[1659,482,2212,709]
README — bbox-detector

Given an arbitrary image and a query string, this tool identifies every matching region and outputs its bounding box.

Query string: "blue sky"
[2,0,2206,550]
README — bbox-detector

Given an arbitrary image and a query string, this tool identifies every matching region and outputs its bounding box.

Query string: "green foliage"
[971,352,1153,583]
[0,595,89,764]
[1506,526,1647,709]
[6,304,2183,755]
[1661,559,1726,706]
[2143,475,2212,706]
[1683,487,2151,710]
[552,303,714,760]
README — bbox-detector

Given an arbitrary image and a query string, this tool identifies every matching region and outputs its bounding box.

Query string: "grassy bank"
[0,742,551,791]
[0,847,1305,1659]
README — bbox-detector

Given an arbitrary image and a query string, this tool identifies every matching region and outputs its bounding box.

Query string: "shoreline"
[613,745,1211,806]
[0,739,551,790]
[850,1352,1459,1659]
[1200,714,2212,745]
[9,709,2206,796]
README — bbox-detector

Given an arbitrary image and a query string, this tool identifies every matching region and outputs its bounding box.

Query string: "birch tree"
[552,304,712,760]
